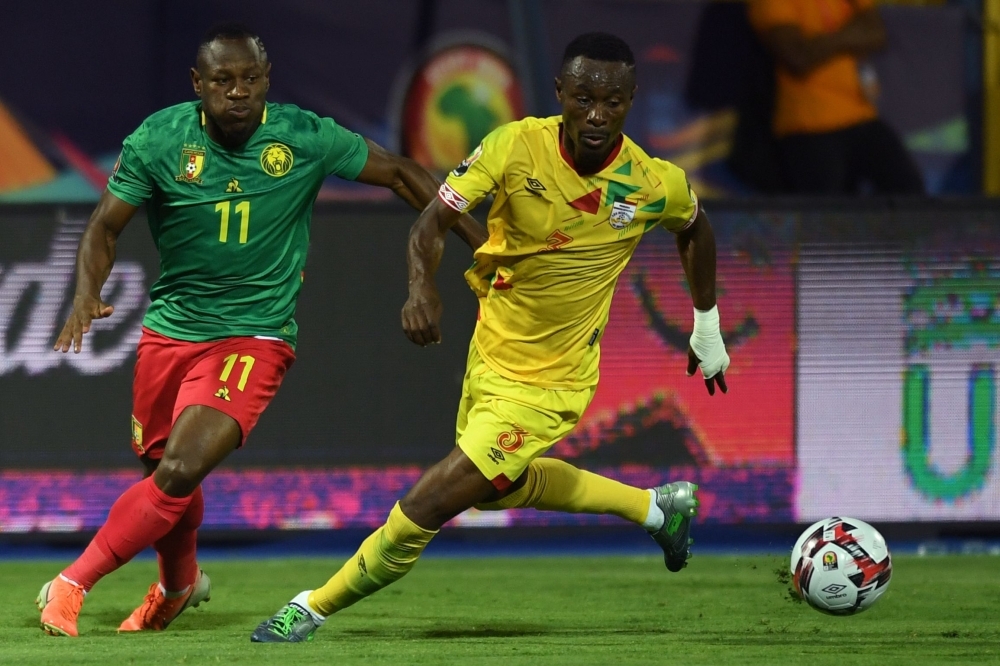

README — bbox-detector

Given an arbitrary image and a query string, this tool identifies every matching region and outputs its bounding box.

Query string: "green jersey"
[107,101,369,348]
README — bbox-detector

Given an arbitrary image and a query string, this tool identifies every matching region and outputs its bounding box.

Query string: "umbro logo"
[526,177,546,193]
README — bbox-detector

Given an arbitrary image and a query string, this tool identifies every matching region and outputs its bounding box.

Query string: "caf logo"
[260,143,294,177]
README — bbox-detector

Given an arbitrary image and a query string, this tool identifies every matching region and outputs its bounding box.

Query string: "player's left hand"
[402,281,443,347]
[686,346,729,396]
[687,305,729,396]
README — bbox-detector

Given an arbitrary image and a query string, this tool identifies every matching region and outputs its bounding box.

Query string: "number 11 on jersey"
[216,200,251,243]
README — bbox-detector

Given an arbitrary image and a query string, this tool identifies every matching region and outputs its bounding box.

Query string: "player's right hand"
[401,282,443,347]
[54,295,114,353]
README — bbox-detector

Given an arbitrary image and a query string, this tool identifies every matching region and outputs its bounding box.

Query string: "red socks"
[154,486,204,593]
[63,476,194,591]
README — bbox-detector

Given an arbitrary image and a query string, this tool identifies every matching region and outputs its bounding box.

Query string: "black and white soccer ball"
[790,516,892,615]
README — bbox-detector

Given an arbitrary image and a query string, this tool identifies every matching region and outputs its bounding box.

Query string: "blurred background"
[1,0,998,555]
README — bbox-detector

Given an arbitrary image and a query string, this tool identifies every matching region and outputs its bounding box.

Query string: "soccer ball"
[790,516,892,615]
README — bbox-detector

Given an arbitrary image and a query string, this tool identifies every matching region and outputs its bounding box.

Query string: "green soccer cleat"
[648,481,699,572]
[251,591,324,643]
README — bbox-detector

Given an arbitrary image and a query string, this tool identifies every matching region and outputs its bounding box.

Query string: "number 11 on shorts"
[220,353,256,391]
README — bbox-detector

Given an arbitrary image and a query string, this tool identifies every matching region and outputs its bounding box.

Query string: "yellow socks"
[476,458,650,525]
[308,502,437,616]
[307,461,650,617]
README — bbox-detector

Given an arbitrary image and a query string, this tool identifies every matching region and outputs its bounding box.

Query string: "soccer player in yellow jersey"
[253,32,730,642]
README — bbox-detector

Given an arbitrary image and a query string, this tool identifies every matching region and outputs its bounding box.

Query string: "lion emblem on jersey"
[260,143,294,177]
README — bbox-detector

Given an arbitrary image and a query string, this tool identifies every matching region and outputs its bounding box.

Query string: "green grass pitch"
[3,555,998,665]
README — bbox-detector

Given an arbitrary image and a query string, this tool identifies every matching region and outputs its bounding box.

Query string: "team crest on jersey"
[175,145,206,183]
[451,143,483,177]
[260,143,294,177]
[609,200,637,229]
[131,416,144,454]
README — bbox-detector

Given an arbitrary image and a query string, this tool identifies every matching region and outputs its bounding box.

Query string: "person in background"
[749,0,925,195]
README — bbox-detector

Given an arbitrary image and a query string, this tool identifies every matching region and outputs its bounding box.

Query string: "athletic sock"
[308,502,437,616]
[154,485,204,593]
[642,489,665,531]
[62,476,193,592]
[475,458,650,525]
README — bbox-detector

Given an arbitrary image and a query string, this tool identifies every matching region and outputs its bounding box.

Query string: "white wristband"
[689,305,730,379]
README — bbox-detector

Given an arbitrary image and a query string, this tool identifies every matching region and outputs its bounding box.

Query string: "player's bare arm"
[761,9,886,78]
[355,139,488,250]
[401,197,462,347]
[54,191,138,353]
[676,208,729,396]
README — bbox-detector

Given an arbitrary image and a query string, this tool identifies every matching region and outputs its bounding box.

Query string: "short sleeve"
[438,123,517,213]
[652,158,699,233]
[320,117,369,180]
[747,0,799,32]
[106,128,153,205]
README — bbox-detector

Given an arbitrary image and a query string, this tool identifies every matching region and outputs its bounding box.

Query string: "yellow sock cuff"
[385,502,438,544]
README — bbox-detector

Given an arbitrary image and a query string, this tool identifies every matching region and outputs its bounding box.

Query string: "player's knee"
[152,456,202,497]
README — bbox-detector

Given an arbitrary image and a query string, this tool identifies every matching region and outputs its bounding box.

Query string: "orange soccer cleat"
[118,570,211,632]
[37,576,86,637]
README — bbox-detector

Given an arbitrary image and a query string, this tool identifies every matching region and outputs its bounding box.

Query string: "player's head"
[191,23,271,148]
[555,33,636,173]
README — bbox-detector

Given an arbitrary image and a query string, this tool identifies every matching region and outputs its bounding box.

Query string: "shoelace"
[55,583,85,616]
[139,586,164,625]
[271,605,308,637]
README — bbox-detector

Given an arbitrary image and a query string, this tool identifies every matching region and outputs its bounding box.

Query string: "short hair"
[561,33,635,71]
[197,23,267,65]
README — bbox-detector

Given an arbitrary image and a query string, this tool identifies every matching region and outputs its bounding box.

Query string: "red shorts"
[130,327,296,460]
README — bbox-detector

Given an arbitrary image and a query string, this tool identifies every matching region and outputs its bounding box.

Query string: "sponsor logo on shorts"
[487,447,506,465]
[496,424,528,453]
[226,178,243,193]
[215,386,231,401]
[358,554,368,577]
[131,416,144,454]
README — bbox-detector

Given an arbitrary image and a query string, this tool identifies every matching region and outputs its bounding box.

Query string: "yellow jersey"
[439,116,698,389]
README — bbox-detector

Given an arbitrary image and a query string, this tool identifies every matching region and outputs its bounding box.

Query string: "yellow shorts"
[455,340,595,490]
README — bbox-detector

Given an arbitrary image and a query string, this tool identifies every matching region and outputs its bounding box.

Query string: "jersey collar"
[199,104,268,126]
[558,125,624,176]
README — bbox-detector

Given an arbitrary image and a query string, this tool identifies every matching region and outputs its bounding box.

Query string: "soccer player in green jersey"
[36,24,486,638]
